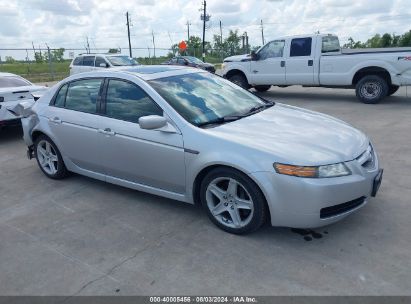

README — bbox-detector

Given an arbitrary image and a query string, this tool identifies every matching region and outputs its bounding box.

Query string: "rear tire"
[355,75,388,104]
[200,167,267,234]
[34,135,68,180]
[228,74,249,90]
[254,85,271,92]
[387,85,399,96]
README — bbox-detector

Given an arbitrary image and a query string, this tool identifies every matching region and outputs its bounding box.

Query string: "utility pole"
[86,36,90,54]
[126,12,132,57]
[245,32,249,54]
[219,20,223,62]
[31,41,36,60]
[201,0,206,62]
[219,20,223,44]
[152,30,156,58]
[186,21,190,41]
[45,43,54,80]
[261,19,265,45]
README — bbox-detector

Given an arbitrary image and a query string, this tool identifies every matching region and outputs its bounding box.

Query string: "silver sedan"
[19,66,383,234]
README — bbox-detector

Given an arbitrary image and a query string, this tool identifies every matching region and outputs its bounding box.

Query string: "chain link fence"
[0,45,251,84]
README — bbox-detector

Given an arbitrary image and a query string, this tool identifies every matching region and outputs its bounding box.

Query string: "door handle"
[281,61,286,67]
[98,128,116,136]
[252,70,259,74]
[308,60,313,66]
[49,117,62,124]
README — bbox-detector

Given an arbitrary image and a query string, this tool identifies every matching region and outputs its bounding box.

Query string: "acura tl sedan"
[18,66,383,234]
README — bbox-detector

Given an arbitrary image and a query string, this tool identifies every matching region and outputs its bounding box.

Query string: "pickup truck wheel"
[254,85,271,92]
[388,85,399,96]
[356,75,388,104]
[228,74,249,90]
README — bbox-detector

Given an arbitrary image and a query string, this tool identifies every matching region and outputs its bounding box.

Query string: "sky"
[1,0,411,59]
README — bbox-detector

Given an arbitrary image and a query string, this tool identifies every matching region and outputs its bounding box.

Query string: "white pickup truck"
[221,33,411,103]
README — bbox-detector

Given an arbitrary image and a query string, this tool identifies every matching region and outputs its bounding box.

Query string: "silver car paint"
[21,68,381,228]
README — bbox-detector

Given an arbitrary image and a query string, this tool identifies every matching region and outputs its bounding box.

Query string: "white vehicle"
[69,53,139,75]
[0,72,47,128]
[222,33,411,104]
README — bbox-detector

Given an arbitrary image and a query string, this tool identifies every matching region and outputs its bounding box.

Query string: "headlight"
[221,63,225,70]
[274,162,351,178]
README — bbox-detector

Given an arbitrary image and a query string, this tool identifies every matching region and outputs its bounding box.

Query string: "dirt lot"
[1,86,410,296]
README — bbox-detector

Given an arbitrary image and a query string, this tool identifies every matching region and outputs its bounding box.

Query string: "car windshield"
[107,56,139,66]
[184,56,204,64]
[149,72,270,127]
[0,76,31,88]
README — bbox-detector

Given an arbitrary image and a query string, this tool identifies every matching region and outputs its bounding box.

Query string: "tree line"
[339,31,410,49]
[173,29,411,59]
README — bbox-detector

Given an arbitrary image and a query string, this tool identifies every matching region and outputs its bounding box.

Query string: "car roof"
[76,53,130,57]
[68,65,205,81]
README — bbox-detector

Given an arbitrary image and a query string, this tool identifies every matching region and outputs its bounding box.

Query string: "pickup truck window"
[290,38,312,57]
[258,40,285,60]
[322,36,341,53]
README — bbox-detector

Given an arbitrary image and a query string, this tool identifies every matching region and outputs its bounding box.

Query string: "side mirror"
[139,115,168,130]
[100,63,109,68]
[251,51,259,61]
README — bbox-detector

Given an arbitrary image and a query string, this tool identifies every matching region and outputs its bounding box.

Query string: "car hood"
[223,54,251,62]
[207,104,369,166]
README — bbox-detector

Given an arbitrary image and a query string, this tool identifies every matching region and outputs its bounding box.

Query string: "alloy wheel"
[36,139,59,175]
[206,177,254,229]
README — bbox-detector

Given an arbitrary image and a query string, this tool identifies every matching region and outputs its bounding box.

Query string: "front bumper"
[250,155,382,228]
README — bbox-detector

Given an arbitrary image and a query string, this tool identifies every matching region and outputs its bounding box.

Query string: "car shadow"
[0,125,23,144]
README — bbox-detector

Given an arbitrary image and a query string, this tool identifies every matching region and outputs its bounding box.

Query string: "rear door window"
[64,79,103,113]
[54,84,68,107]
[82,56,95,67]
[290,38,312,57]
[95,57,107,67]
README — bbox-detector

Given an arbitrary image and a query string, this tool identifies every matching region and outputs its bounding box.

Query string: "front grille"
[320,197,366,219]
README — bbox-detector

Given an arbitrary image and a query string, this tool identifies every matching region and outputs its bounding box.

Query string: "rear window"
[290,38,312,57]
[322,36,341,53]
[0,76,31,88]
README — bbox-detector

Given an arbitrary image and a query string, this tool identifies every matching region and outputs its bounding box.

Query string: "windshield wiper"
[197,115,245,128]
[244,101,275,115]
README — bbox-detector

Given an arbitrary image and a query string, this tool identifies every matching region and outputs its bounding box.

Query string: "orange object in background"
[178,41,187,51]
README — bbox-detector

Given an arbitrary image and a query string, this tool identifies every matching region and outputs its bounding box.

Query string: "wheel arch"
[225,69,250,83]
[352,66,392,86]
[192,164,271,219]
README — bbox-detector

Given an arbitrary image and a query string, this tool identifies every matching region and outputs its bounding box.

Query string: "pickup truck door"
[249,40,286,85]
[286,37,317,85]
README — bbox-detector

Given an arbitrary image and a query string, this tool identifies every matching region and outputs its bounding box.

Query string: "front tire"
[388,85,399,96]
[228,74,249,90]
[34,135,68,179]
[355,75,388,104]
[200,167,267,234]
[254,85,271,92]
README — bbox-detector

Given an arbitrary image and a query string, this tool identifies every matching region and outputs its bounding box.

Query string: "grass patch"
[0,61,71,82]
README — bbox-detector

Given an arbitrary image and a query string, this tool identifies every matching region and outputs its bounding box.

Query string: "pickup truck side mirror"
[251,51,259,61]
[99,63,109,68]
